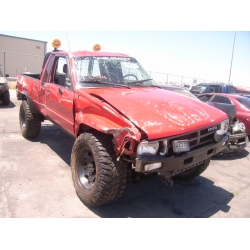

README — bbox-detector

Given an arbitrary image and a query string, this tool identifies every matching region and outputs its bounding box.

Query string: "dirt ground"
[1,89,250,218]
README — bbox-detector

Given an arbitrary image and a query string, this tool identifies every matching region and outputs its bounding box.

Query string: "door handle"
[59,88,63,95]
[46,88,50,93]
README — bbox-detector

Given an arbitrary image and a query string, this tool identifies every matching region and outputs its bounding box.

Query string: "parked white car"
[0,67,10,106]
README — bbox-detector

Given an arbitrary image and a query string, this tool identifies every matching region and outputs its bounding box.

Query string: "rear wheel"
[71,132,127,206]
[16,87,21,100]
[19,100,41,138]
[174,158,210,180]
[2,90,10,106]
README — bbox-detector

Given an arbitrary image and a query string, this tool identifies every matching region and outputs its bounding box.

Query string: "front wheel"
[19,100,41,138]
[71,132,127,206]
[174,158,210,180]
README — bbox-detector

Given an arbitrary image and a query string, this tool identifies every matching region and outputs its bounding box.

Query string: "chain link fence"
[147,71,217,87]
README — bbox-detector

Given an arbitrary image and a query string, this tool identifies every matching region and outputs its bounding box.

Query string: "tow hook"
[160,174,173,187]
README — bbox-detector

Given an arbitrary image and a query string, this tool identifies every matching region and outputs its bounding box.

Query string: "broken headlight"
[232,120,246,134]
[220,118,229,133]
[137,141,159,156]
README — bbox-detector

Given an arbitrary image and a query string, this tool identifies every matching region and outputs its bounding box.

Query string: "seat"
[56,64,68,86]
[63,64,68,74]
[57,74,66,86]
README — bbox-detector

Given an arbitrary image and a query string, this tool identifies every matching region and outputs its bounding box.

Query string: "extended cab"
[17,41,229,206]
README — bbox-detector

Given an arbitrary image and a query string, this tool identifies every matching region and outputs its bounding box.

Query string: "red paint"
[17,49,228,155]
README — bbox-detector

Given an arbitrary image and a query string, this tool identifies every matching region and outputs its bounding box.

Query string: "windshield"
[235,96,250,109]
[74,56,155,88]
[191,85,207,94]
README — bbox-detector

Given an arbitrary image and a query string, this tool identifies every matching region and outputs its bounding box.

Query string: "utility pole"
[228,31,236,84]
[3,51,6,75]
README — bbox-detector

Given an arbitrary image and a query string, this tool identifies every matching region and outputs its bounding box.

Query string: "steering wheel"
[123,74,138,80]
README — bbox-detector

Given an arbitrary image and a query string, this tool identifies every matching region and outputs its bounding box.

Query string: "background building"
[0,34,47,77]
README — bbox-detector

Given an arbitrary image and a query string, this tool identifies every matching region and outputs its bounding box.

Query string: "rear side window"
[208,85,221,93]
[211,95,232,104]
[229,86,237,93]
[235,97,250,109]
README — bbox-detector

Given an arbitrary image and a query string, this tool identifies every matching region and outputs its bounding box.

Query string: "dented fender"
[74,110,141,155]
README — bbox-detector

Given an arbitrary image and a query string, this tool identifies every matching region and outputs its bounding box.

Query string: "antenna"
[228,31,236,84]
[66,32,71,52]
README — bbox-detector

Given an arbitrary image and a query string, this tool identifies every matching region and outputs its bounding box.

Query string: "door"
[45,55,75,136]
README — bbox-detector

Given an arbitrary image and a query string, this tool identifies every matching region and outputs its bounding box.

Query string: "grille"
[163,124,219,156]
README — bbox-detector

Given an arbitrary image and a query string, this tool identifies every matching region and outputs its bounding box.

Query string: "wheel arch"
[21,91,40,114]
[75,115,140,156]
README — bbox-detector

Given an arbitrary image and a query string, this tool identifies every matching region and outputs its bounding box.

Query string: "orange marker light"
[52,39,61,49]
[93,44,101,51]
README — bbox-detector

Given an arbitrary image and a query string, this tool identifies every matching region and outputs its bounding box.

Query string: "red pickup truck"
[16,41,229,206]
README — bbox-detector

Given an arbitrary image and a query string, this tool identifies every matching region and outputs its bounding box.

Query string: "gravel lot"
[1,89,250,218]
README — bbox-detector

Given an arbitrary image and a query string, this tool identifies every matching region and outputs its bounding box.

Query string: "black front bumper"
[135,134,229,173]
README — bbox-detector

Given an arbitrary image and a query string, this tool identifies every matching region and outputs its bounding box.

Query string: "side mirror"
[5,74,9,77]
[65,78,72,90]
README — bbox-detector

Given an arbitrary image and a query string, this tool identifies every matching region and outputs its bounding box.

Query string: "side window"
[55,57,67,76]
[49,56,72,90]
[209,85,221,93]
[211,95,232,104]
[229,86,237,93]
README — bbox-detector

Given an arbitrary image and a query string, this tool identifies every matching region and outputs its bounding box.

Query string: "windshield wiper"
[79,79,131,89]
[128,78,153,85]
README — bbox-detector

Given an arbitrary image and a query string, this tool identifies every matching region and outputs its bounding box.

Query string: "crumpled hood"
[82,87,228,139]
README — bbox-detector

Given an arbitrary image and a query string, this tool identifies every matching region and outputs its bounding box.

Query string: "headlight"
[220,119,229,132]
[232,120,246,133]
[137,141,159,156]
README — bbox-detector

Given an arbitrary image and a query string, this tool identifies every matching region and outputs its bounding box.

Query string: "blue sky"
[1,1,250,88]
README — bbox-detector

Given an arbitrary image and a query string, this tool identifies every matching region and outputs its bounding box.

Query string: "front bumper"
[220,133,249,153]
[135,134,229,173]
[0,85,8,95]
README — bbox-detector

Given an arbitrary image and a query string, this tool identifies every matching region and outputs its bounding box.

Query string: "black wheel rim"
[76,148,96,190]
[20,107,26,129]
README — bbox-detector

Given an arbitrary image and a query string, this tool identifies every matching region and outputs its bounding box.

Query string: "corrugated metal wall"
[0,35,47,77]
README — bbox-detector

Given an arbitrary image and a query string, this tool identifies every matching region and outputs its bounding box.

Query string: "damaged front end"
[214,119,249,157]
[126,120,229,185]
[208,102,249,157]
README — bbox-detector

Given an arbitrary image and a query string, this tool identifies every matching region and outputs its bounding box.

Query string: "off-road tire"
[174,158,210,180]
[19,100,41,138]
[2,90,10,106]
[71,132,127,207]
